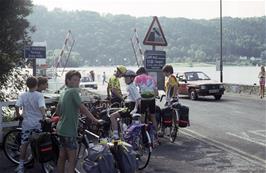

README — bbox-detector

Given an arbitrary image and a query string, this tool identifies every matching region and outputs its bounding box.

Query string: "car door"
[177,73,189,95]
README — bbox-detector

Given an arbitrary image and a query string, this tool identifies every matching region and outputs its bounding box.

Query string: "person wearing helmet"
[107,65,127,104]
[110,69,141,140]
[134,67,159,132]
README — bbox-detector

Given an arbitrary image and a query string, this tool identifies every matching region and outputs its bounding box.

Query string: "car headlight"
[219,85,224,89]
[200,85,206,89]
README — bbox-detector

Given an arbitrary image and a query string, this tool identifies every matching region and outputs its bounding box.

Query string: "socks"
[113,130,119,139]
[19,160,24,168]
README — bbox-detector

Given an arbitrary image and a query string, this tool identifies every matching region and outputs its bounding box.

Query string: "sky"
[33,0,265,19]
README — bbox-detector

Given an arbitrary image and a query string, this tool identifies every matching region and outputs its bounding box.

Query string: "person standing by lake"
[258,65,265,99]
[102,72,106,85]
[37,76,48,92]
[15,76,46,173]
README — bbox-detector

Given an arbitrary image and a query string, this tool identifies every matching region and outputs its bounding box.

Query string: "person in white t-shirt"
[15,76,46,173]
[110,70,141,140]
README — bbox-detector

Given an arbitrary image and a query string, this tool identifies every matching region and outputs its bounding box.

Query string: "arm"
[107,84,110,97]
[15,106,21,118]
[111,88,124,100]
[39,106,46,119]
[55,103,61,115]
[154,88,159,97]
[80,103,99,123]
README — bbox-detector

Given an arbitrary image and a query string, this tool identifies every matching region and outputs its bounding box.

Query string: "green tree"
[0,0,34,100]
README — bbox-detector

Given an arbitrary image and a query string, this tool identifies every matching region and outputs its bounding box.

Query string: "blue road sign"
[144,50,166,70]
[24,46,46,59]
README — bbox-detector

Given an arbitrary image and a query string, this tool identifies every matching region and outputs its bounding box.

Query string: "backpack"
[177,105,190,128]
[111,143,137,173]
[30,132,55,163]
[83,144,117,173]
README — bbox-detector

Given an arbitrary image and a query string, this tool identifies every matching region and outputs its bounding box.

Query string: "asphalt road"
[1,91,265,173]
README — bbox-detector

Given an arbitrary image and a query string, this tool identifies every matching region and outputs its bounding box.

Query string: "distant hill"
[27,6,266,66]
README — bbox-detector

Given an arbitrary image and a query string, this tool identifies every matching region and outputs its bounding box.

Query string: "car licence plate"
[209,89,219,93]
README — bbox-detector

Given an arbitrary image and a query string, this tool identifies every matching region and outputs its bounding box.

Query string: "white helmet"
[124,70,136,77]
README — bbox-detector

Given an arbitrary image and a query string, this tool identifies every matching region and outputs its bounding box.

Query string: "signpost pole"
[33,59,36,76]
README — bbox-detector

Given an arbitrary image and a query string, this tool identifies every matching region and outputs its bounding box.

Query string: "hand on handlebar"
[14,116,23,121]
[97,119,106,125]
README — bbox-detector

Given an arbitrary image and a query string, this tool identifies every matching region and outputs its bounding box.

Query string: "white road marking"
[226,132,266,147]
[181,129,266,169]
[249,130,266,138]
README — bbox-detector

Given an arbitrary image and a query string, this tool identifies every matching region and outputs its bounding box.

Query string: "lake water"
[48,65,261,91]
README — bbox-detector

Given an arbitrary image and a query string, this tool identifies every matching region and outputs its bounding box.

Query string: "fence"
[0,98,58,143]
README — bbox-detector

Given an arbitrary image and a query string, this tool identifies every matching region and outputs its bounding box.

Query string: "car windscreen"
[81,77,92,82]
[185,72,210,81]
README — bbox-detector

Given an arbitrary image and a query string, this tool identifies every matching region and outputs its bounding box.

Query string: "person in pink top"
[134,67,158,131]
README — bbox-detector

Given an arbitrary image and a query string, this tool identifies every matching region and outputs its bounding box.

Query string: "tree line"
[28,6,266,67]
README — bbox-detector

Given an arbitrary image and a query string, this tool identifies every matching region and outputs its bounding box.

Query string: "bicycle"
[3,116,60,173]
[158,95,181,143]
[97,101,153,170]
[41,116,108,173]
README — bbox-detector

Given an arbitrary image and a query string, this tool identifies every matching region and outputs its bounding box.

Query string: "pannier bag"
[177,105,190,128]
[83,144,117,173]
[30,132,55,163]
[111,144,137,173]
[161,107,174,127]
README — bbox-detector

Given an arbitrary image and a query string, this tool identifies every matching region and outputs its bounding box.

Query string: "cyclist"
[55,70,102,173]
[110,69,141,140]
[37,76,48,92]
[107,65,127,105]
[15,76,46,173]
[162,64,179,105]
[159,64,179,137]
[134,67,158,131]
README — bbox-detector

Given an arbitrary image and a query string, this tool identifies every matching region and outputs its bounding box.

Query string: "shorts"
[140,98,156,115]
[58,135,78,150]
[259,78,265,86]
[21,129,41,144]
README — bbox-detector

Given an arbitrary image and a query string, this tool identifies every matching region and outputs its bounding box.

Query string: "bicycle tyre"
[169,126,178,143]
[3,128,34,165]
[137,129,152,170]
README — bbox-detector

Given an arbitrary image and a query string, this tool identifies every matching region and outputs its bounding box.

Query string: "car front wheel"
[189,89,198,100]
[214,95,222,100]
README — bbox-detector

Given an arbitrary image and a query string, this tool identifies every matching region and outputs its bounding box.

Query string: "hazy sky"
[33,0,265,19]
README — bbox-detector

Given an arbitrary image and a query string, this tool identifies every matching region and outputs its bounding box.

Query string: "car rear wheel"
[189,89,198,100]
[214,95,222,100]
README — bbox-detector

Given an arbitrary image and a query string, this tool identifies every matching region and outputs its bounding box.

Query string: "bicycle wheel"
[3,129,33,165]
[137,129,152,170]
[169,126,178,143]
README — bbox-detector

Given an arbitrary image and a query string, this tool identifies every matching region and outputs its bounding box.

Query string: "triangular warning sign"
[143,16,167,46]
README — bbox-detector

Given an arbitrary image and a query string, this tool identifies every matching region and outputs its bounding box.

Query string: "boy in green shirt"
[56,70,102,173]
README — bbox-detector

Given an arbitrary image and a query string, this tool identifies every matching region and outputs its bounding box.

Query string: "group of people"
[107,65,179,139]
[14,64,179,173]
